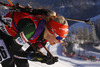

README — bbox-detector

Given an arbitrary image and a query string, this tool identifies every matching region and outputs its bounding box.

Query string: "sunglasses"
[47,24,65,40]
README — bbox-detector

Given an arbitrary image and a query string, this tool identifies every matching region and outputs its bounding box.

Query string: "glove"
[45,57,58,65]
[27,52,58,65]
[27,52,47,61]
[40,52,58,65]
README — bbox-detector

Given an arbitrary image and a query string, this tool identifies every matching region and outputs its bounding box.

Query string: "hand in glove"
[27,52,47,61]
[27,52,58,65]
[44,57,58,65]
[42,52,58,65]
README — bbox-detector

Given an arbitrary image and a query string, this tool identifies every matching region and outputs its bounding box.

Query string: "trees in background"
[68,23,100,44]
[95,20,100,40]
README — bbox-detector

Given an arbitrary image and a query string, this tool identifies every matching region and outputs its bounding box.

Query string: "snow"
[0,43,100,67]
[93,45,100,50]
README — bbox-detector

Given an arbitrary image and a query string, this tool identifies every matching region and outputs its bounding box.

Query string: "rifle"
[0,1,32,13]
[0,1,93,25]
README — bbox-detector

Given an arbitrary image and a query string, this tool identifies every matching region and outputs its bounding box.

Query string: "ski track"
[48,43,100,67]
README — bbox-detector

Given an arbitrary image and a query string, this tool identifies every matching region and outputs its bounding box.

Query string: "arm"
[10,18,35,54]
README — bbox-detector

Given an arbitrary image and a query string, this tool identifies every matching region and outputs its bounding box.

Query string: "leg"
[1,58,15,67]
[0,31,15,67]
[14,58,29,67]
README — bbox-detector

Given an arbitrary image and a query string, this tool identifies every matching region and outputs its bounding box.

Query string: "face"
[46,34,62,45]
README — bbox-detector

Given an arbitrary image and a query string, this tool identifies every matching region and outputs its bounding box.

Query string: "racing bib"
[0,40,10,63]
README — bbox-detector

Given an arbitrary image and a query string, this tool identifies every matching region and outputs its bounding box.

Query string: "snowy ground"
[93,45,100,50]
[0,43,100,67]
[24,43,100,67]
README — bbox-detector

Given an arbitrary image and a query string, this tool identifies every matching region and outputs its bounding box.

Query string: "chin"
[50,43,57,45]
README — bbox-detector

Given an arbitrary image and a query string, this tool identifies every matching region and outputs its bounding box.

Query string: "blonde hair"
[52,16,68,25]
[37,10,57,22]
[47,10,57,16]
[37,10,68,25]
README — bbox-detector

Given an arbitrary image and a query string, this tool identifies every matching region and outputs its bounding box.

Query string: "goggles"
[47,24,65,40]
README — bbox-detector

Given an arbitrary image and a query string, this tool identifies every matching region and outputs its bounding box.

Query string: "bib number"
[0,40,10,63]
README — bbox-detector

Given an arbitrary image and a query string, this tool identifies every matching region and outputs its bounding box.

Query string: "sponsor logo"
[59,28,68,32]
[20,32,28,43]
[15,37,26,45]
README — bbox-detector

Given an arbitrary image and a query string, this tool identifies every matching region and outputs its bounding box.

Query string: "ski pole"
[43,46,54,58]
[66,18,85,22]
[27,42,46,56]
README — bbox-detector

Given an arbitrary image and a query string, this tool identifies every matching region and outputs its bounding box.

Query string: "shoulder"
[17,18,35,30]
[18,18,34,25]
